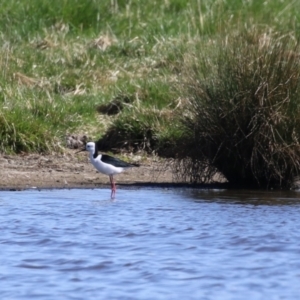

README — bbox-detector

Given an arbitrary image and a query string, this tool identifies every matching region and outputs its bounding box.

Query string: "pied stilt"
[77,142,139,198]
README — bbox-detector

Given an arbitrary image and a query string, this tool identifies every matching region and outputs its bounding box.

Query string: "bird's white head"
[85,142,96,154]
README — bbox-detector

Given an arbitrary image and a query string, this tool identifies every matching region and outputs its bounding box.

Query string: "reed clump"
[178,29,300,188]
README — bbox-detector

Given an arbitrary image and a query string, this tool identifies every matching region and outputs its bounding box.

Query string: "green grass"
[0,0,300,166]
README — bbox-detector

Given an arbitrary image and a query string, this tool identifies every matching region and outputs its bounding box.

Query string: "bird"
[77,142,139,198]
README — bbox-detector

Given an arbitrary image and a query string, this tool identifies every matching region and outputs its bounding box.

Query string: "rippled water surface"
[1,188,300,299]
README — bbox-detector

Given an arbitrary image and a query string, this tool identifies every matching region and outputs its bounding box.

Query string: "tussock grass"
[178,29,300,188]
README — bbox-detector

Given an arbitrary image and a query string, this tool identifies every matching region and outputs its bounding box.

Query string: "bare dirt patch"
[0,150,173,190]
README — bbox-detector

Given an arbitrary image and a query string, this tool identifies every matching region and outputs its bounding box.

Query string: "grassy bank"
[1,0,300,187]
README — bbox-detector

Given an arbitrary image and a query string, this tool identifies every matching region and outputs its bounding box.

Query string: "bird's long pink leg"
[109,175,116,199]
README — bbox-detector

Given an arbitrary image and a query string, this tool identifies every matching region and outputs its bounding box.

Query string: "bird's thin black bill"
[75,148,86,154]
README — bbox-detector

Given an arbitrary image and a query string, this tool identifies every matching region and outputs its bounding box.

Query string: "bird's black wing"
[101,154,140,168]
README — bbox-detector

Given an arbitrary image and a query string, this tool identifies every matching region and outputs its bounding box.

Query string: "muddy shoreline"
[0,150,176,190]
[0,149,232,191]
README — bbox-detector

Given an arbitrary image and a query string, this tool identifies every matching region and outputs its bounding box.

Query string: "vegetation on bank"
[1,0,300,187]
[177,30,300,188]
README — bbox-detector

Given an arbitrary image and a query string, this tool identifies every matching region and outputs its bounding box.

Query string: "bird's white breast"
[90,154,124,175]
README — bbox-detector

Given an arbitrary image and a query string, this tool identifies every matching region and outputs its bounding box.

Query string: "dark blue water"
[1,188,300,299]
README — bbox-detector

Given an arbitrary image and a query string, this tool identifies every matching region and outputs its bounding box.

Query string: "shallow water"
[1,188,300,299]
